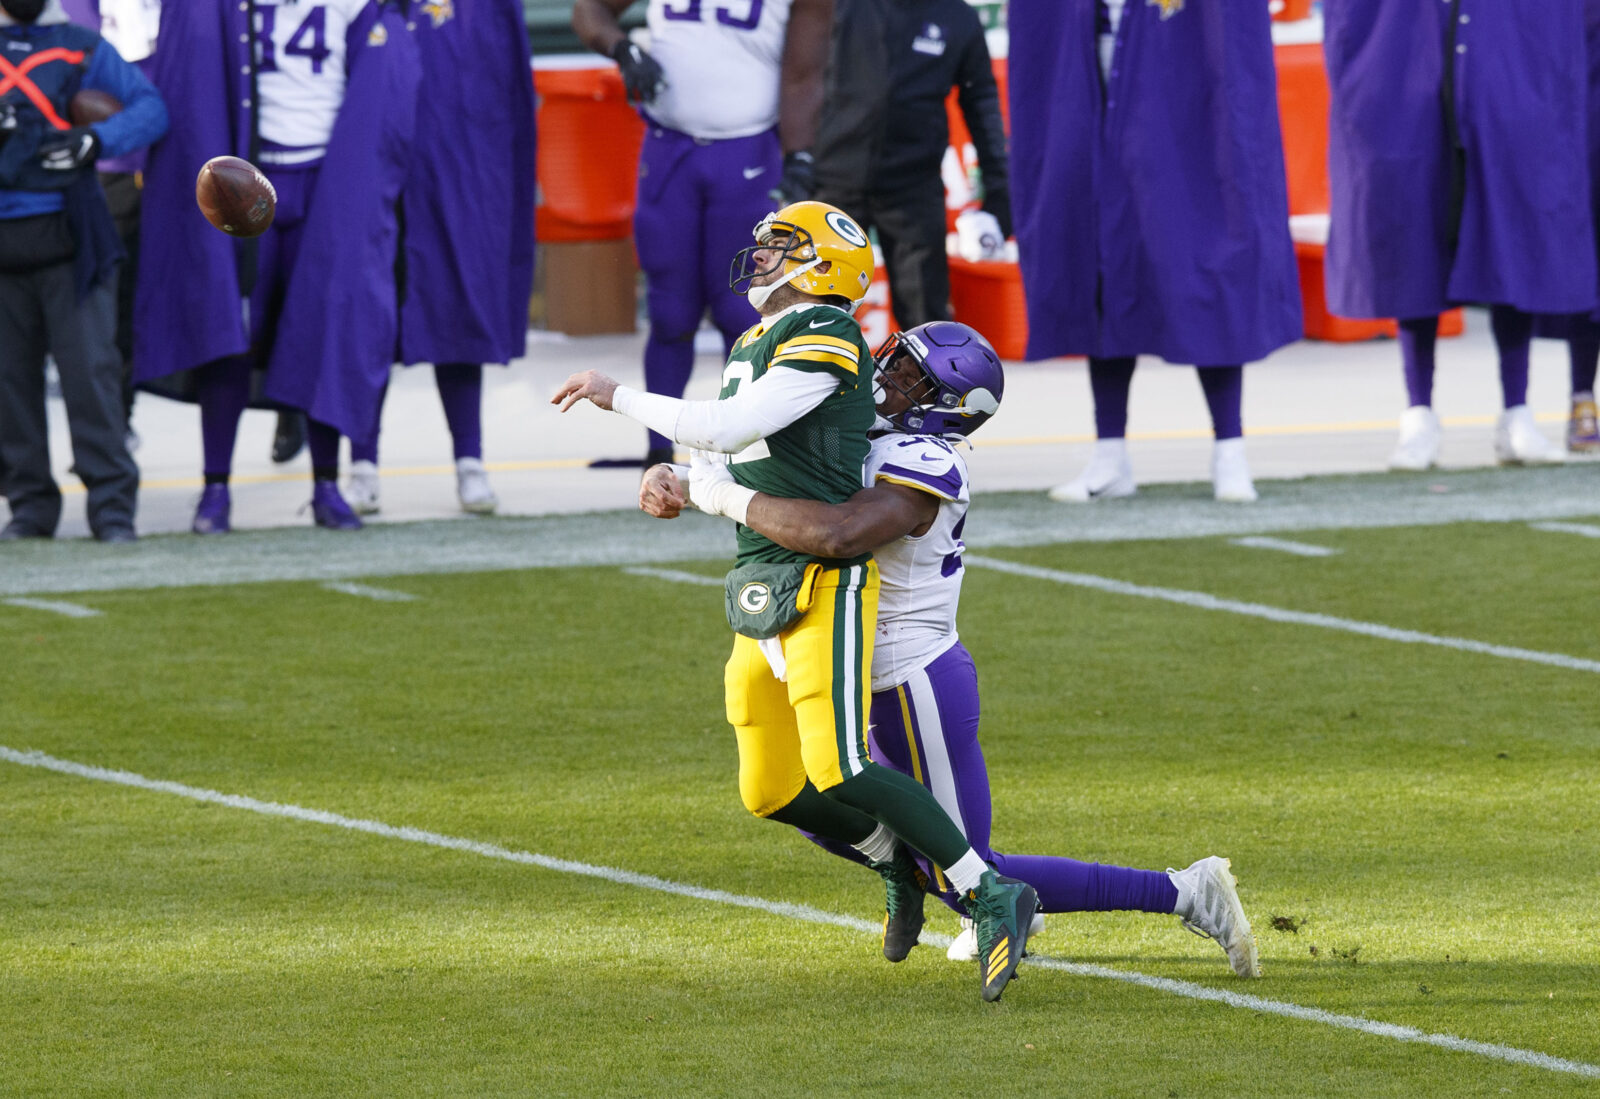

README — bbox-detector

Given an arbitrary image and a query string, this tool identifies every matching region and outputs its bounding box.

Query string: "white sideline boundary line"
[4,744,1597,1082]
[321,581,418,603]
[622,566,723,588]
[965,556,1600,676]
[1529,521,1600,539]
[1229,536,1342,558]
[3,597,102,618]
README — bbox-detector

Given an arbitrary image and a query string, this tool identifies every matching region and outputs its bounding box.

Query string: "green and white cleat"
[947,911,1045,962]
[963,870,1040,1002]
[1168,855,1261,978]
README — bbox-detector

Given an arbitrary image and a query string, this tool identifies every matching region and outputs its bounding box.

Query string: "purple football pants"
[1090,358,1245,441]
[350,362,483,464]
[196,163,339,477]
[1400,306,1533,408]
[805,641,1178,917]
[633,125,779,450]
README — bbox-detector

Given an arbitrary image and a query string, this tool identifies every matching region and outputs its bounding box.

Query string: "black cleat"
[869,847,927,963]
[271,410,306,464]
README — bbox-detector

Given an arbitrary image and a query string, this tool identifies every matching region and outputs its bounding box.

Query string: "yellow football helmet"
[729,201,875,310]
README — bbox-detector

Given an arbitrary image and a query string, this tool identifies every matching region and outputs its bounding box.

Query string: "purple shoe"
[311,480,363,531]
[192,483,231,535]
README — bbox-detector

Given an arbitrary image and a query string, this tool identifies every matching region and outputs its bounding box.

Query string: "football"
[195,155,277,238]
[68,88,122,125]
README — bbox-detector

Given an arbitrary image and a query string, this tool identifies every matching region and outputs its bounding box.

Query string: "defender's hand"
[640,464,686,519]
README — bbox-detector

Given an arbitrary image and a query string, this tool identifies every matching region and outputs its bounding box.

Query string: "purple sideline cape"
[1007,0,1301,365]
[399,0,536,367]
[1324,0,1597,320]
[132,0,419,440]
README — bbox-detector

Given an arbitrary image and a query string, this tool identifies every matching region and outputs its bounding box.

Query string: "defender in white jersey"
[572,0,831,467]
[647,321,1263,978]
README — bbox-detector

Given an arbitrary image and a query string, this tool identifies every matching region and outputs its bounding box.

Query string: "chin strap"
[746,257,823,310]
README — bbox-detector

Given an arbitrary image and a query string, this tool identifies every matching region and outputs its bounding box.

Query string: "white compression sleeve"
[612,367,840,455]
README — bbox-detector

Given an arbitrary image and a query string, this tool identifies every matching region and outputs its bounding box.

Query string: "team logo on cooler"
[738,582,772,614]
[825,210,868,249]
[1147,0,1185,18]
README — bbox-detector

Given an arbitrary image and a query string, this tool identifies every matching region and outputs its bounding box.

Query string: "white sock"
[944,849,988,895]
[852,823,897,864]
[1167,868,1193,919]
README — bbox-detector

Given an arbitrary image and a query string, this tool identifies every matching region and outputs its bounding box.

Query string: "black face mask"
[1,0,48,22]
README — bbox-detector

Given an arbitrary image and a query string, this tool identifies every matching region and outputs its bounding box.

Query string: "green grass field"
[4,506,1599,1095]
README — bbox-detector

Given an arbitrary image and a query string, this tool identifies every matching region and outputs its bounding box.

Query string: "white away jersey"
[644,0,791,140]
[254,0,370,157]
[866,433,970,692]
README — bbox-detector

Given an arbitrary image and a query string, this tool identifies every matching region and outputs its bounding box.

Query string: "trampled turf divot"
[4,743,1597,1082]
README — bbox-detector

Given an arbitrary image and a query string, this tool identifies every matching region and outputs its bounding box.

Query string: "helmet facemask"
[729,216,825,310]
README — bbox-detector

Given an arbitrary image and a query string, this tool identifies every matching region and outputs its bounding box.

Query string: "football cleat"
[1388,405,1441,471]
[1168,856,1261,978]
[1566,395,1599,453]
[1494,405,1564,465]
[947,911,1045,962]
[869,847,927,963]
[191,483,231,535]
[963,870,1040,1002]
[1211,437,1258,503]
[346,460,381,515]
[456,457,498,515]
[310,481,363,531]
[1049,438,1135,503]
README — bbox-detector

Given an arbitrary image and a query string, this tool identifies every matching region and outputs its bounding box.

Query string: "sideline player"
[133,0,419,532]
[645,320,1261,979]
[554,201,1040,1002]
[572,0,830,468]
[344,0,536,518]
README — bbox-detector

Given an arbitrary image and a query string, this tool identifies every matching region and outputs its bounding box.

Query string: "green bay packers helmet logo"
[738,582,772,614]
[824,210,869,249]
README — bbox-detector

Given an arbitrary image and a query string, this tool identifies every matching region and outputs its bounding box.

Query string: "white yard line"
[2,597,102,619]
[622,566,723,587]
[1229,536,1342,557]
[1528,521,1600,539]
[320,581,419,603]
[4,743,1597,1082]
[965,556,1600,676]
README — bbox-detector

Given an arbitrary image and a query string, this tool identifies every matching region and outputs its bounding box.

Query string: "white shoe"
[1389,405,1441,471]
[1494,405,1565,465]
[456,456,498,514]
[1211,437,1257,503]
[1049,438,1136,503]
[946,911,1045,962]
[1168,856,1261,978]
[346,460,381,515]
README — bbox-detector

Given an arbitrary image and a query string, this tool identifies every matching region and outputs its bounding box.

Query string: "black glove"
[0,103,16,151]
[769,150,815,206]
[610,40,665,105]
[38,125,100,171]
[981,187,1012,240]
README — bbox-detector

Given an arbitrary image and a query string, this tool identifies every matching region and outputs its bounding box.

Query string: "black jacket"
[814,0,1010,234]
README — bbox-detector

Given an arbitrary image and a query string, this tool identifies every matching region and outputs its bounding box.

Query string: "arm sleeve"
[84,41,168,158]
[612,367,841,454]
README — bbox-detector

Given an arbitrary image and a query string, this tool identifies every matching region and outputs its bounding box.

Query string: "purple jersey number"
[252,3,331,75]
[660,0,764,29]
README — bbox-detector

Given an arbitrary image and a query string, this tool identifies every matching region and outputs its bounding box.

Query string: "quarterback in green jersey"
[554,201,1038,1002]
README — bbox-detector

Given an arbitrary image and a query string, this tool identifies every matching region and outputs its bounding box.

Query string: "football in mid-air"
[68,88,122,125]
[195,155,276,238]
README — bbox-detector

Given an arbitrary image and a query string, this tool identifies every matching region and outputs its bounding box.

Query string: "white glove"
[954,209,1006,262]
[687,450,755,524]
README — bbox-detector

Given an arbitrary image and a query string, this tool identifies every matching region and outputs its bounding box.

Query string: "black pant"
[816,177,951,331]
[0,257,138,536]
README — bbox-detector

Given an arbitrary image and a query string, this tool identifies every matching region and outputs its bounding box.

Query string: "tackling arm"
[744,481,940,560]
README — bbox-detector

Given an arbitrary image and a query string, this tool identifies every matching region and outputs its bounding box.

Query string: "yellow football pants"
[724,561,879,818]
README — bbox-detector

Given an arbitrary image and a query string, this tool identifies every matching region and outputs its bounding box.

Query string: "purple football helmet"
[875,321,1005,437]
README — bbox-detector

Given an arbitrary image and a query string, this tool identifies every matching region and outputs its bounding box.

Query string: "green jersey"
[719,304,875,566]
